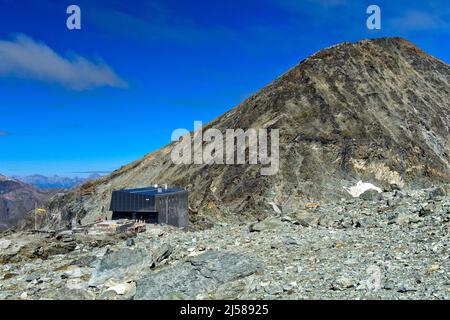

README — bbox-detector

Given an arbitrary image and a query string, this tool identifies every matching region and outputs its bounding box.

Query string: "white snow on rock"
[107,282,135,295]
[343,181,382,198]
[268,202,282,214]
[0,239,12,250]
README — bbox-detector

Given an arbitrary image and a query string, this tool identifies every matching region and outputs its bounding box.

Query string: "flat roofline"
[113,186,188,196]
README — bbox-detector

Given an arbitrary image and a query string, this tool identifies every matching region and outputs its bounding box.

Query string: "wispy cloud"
[0,34,127,90]
[0,130,9,137]
[390,10,449,32]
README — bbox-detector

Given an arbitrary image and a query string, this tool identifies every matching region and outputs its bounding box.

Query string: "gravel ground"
[0,187,448,300]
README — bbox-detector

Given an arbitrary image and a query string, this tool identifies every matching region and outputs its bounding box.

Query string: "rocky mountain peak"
[20,37,450,230]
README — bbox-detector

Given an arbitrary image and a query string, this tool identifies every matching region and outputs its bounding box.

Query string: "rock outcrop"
[135,251,261,300]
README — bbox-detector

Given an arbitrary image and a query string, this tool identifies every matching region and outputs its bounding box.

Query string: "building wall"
[175,192,189,228]
[110,191,156,212]
[155,191,188,228]
[110,190,188,228]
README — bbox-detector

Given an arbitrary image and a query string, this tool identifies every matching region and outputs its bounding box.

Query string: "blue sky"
[0,0,449,177]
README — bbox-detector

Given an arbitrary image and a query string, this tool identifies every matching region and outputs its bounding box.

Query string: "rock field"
[1,186,448,300]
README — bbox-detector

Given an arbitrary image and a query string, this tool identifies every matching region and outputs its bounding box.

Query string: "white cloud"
[0,34,126,90]
[0,130,9,136]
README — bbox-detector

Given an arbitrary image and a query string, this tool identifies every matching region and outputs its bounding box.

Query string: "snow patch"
[343,181,382,198]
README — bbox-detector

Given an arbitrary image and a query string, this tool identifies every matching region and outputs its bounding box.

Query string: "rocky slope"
[1,186,448,300]
[26,37,450,230]
[0,175,58,231]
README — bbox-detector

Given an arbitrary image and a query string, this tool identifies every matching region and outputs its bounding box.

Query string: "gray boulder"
[135,251,261,300]
[152,243,173,264]
[249,217,283,232]
[293,210,320,227]
[89,247,152,287]
[360,189,382,201]
[428,186,449,198]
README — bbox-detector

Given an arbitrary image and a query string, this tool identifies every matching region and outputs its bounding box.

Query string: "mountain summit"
[28,37,450,229]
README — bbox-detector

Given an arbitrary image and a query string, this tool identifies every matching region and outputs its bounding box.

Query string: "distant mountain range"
[0,174,60,231]
[13,174,102,189]
[0,173,105,230]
